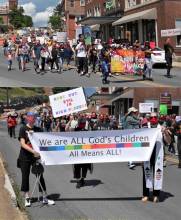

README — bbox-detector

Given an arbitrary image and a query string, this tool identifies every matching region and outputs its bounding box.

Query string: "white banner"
[161,28,181,37]
[28,128,162,166]
[49,87,88,118]
[139,103,154,113]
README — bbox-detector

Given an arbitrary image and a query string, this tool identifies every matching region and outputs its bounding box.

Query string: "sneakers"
[25,197,31,207]
[153,196,159,203]
[141,196,149,202]
[42,197,55,205]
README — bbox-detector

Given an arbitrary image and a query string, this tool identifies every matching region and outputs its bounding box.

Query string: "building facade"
[59,0,85,40]
[0,0,18,25]
[79,0,181,55]
[113,0,181,55]
[109,87,181,120]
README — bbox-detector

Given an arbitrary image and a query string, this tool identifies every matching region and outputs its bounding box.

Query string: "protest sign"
[111,49,144,74]
[49,87,87,118]
[28,128,162,165]
[139,103,154,113]
[159,104,167,115]
[56,32,67,43]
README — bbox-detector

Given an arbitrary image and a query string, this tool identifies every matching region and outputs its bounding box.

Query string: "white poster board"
[49,87,88,118]
[28,128,161,165]
[56,32,67,42]
[161,28,181,37]
[139,103,154,113]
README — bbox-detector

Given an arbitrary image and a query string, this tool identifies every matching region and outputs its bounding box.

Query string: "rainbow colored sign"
[28,129,162,165]
[39,142,150,151]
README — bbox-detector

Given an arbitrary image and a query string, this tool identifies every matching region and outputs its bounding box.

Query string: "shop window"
[80,0,85,6]
[175,20,181,47]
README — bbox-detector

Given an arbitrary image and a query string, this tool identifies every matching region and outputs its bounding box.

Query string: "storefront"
[112,8,157,45]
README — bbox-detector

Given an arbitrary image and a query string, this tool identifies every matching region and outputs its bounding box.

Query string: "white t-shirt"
[76,43,87,57]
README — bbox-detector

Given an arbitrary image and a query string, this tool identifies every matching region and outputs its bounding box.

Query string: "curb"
[0,155,17,207]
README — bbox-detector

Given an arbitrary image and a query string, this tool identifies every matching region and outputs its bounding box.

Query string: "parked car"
[151,47,166,66]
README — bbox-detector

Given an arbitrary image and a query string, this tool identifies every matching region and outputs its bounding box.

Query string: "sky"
[18,0,60,27]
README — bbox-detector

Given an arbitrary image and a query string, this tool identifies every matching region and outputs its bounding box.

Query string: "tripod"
[30,160,46,203]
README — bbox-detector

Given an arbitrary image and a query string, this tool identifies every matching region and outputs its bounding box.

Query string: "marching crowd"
[2,34,174,84]
[4,102,181,206]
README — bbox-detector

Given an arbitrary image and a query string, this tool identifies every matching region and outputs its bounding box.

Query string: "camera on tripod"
[31,157,44,175]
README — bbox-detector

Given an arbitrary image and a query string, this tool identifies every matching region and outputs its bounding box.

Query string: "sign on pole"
[139,103,154,113]
[161,28,181,37]
[159,104,168,115]
[49,87,88,118]
[160,92,172,109]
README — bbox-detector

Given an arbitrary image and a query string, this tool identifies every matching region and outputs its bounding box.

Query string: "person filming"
[17,112,55,207]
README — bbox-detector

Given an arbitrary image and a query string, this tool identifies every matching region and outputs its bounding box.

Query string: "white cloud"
[22,2,36,17]
[33,6,54,27]
[22,3,54,27]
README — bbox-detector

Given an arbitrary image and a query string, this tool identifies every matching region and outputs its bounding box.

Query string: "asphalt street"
[0,120,181,220]
[0,49,181,87]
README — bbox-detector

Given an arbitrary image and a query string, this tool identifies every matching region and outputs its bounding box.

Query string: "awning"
[90,24,100,31]
[111,90,134,102]
[112,8,157,26]
[77,16,119,25]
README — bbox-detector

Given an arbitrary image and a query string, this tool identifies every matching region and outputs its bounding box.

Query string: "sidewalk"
[0,155,27,220]
[173,61,181,68]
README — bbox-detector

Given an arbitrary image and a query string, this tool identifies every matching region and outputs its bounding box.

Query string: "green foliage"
[9,7,33,28]
[48,3,64,30]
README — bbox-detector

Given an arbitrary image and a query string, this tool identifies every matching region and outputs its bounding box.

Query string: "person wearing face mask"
[17,112,55,207]
[124,107,140,169]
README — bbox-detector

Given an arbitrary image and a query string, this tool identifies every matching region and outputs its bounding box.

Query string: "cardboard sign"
[139,103,154,113]
[49,87,88,118]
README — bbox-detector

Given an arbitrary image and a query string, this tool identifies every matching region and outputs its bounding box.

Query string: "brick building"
[59,0,85,40]
[0,0,18,25]
[113,0,181,55]
[78,0,181,55]
[107,87,181,119]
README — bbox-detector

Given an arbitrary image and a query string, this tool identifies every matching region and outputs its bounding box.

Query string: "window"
[80,0,85,6]
[70,0,74,7]
[175,20,181,47]
[125,0,136,9]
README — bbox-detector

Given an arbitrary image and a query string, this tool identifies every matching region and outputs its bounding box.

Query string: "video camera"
[31,157,44,175]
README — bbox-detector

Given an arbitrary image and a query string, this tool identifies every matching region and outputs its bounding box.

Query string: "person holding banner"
[142,118,164,203]
[124,107,140,169]
[17,112,55,207]
[65,114,93,188]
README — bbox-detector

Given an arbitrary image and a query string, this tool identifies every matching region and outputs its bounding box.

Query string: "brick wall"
[124,0,181,54]
[133,88,181,109]
[66,0,85,16]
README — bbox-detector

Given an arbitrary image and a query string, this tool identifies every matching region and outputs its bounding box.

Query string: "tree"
[23,15,33,27]
[48,15,61,30]
[48,3,64,30]
[9,7,33,29]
